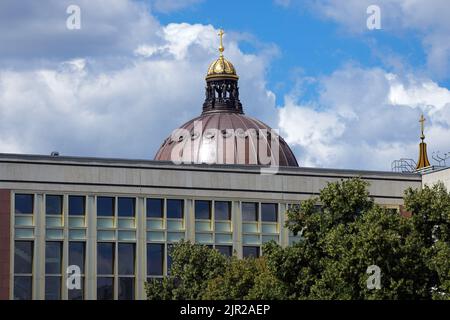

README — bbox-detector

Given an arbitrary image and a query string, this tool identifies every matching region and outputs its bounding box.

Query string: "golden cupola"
[206,29,238,80]
[154,29,299,167]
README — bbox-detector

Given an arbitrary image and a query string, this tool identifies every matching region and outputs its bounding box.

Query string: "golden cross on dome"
[419,114,426,141]
[218,29,224,56]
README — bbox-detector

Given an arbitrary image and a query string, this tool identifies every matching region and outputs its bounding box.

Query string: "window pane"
[243,246,260,258]
[15,194,33,214]
[97,243,114,275]
[14,241,33,274]
[14,276,32,300]
[97,277,114,300]
[69,196,85,216]
[147,244,164,276]
[215,245,232,257]
[261,203,278,222]
[69,242,85,274]
[46,242,62,274]
[118,277,135,300]
[147,198,163,218]
[242,202,258,221]
[68,276,84,300]
[45,276,61,300]
[118,243,135,275]
[97,197,114,217]
[215,201,231,220]
[195,200,211,220]
[46,195,63,215]
[167,199,184,219]
[118,197,135,217]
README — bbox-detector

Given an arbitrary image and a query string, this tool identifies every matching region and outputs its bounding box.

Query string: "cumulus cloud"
[283,0,450,80]
[1,0,449,172]
[278,65,450,170]
[0,0,162,66]
[0,2,278,159]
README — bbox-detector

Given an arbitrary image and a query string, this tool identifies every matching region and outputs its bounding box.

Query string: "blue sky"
[0,0,449,170]
[151,0,444,105]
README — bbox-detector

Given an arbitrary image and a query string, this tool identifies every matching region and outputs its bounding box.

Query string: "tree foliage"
[146,179,450,300]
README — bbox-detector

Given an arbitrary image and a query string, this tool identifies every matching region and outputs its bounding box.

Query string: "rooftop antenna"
[391,158,417,173]
[432,151,450,167]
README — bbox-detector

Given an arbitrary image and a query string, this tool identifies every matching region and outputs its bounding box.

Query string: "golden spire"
[419,114,426,141]
[416,113,431,169]
[206,28,238,80]
[218,29,225,57]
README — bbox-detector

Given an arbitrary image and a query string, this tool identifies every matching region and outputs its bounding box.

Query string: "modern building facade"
[0,30,448,300]
[0,153,424,300]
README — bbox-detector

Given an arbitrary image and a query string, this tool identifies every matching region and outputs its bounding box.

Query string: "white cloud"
[0,0,161,64]
[290,0,450,80]
[388,74,450,111]
[278,65,450,170]
[0,6,278,160]
[1,0,448,173]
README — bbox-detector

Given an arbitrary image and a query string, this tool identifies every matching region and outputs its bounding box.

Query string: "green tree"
[146,240,227,300]
[202,256,287,300]
[277,178,450,299]
[404,182,450,299]
[146,179,450,300]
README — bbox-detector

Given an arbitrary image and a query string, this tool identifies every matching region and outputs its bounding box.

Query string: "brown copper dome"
[154,112,298,167]
[154,29,298,167]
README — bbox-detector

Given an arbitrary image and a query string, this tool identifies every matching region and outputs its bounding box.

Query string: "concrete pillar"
[185,199,195,243]
[0,189,11,300]
[232,200,242,258]
[62,194,69,300]
[136,197,146,300]
[33,194,45,300]
[279,203,289,248]
[85,195,96,300]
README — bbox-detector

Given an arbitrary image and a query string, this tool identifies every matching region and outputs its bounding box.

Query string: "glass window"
[118,277,135,300]
[69,196,85,216]
[118,243,135,275]
[242,202,258,221]
[195,200,211,220]
[97,197,114,217]
[68,277,84,300]
[97,243,114,275]
[243,246,260,258]
[147,244,164,276]
[261,203,278,222]
[118,197,135,217]
[215,245,232,257]
[45,276,61,300]
[167,199,184,219]
[46,195,63,215]
[45,242,62,274]
[69,242,85,274]
[97,277,114,300]
[14,241,33,274]
[14,276,32,300]
[147,277,163,285]
[215,201,231,220]
[147,198,164,218]
[15,194,33,214]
